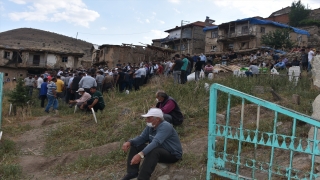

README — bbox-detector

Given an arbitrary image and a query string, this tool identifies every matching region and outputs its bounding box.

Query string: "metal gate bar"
[207,83,320,180]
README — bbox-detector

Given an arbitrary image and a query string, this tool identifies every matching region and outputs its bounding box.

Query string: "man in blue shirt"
[121,108,183,180]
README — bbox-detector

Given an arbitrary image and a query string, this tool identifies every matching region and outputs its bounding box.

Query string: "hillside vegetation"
[0,72,318,179]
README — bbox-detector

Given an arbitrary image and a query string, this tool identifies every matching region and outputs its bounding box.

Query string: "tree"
[289,0,310,27]
[261,28,294,50]
[7,79,31,114]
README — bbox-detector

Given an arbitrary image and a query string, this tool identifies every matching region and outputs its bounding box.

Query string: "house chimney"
[205,16,215,26]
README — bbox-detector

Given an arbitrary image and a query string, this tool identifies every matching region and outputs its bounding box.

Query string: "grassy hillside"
[0,72,318,179]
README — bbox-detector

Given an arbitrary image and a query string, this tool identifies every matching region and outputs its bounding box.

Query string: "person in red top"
[154,91,183,126]
[204,62,214,77]
[156,62,164,75]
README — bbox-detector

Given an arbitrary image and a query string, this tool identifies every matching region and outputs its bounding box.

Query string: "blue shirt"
[40,82,48,96]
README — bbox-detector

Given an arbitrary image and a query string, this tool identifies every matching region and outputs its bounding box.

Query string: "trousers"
[127,144,179,180]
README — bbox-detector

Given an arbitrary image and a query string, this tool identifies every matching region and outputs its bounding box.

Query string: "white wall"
[47,54,57,68]
[168,29,181,39]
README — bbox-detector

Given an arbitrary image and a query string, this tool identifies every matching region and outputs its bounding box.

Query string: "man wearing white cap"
[68,88,91,108]
[121,108,183,180]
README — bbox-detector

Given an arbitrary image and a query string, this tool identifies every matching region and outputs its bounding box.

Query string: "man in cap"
[121,108,183,180]
[68,88,91,108]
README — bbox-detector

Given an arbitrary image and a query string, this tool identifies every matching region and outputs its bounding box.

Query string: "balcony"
[217,31,256,42]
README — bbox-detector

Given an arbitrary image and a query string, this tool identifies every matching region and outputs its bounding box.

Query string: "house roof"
[269,6,291,17]
[203,17,310,36]
[0,45,84,56]
[165,21,215,32]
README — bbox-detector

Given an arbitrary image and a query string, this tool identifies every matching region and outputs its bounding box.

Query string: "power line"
[77,31,152,36]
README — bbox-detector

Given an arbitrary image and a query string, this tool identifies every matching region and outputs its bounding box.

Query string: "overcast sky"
[0,0,319,46]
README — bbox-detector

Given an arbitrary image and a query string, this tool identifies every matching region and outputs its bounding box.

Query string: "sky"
[0,0,319,46]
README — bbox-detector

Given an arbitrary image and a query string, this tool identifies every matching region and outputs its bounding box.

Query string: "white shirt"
[308,50,314,62]
[37,77,43,88]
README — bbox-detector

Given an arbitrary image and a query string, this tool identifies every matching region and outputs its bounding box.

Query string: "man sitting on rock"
[68,88,91,108]
[121,108,183,180]
[154,91,184,126]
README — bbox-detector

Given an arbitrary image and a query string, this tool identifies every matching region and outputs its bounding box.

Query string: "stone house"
[93,44,175,67]
[203,18,310,55]
[156,17,215,55]
[0,45,84,80]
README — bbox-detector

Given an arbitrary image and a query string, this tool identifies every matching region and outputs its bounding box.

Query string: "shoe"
[44,110,49,113]
[54,110,59,116]
[121,172,138,180]
[69,104,73,108]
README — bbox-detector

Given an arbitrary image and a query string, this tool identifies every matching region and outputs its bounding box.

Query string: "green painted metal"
[207,83,320,180]
[0,73,3,140]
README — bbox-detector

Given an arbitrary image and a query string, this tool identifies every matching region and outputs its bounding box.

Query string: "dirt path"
[13,116,120,179]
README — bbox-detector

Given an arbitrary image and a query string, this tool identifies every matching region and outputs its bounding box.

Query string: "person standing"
[121,108,183,180]
[171,54,183,84]
[79,72,97,93]
[199,53,207,67]
[37,75,44,99]
[102,73,114,94]
[194,57,202,81]
[45,77,58,115]
[40,78,48,108]
[133,67,142,91]
[180,54,189,84]
[71,72,83,99]
[24,74,35,97]
[95,71,104,92]
[56,75,64,99]
[307,47,315,72]
[301,49,308,71]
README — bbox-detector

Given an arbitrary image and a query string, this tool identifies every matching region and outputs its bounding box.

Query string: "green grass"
[1,71,318,178]
[0,139,23,179]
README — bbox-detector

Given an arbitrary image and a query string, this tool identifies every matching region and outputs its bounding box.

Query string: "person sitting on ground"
[121,108,183,180]
[68,88,91,108]
[245,63,259,77]
[80,86,105,112]
[204,62,214,78]
[154,91,184,126]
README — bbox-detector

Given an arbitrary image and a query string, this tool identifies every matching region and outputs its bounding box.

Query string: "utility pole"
[76,32,78,39]
[179,20,190,55]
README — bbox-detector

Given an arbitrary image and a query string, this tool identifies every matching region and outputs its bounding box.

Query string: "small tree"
[289,0,310,27]
[7,79,30,114]
[261,28,294,50]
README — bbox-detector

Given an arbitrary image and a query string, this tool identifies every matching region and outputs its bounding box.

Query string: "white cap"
[141,108,163,120]
[76,88,85,92]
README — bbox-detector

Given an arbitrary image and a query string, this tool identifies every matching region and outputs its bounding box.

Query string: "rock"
[252,86,264,94]
[308,94,320,163]
[172,175,185,180]
[216,113,225,124]
[121,108,131,115]
[312,55,320,88]
[157,175,170,180]
[157,163,169,169]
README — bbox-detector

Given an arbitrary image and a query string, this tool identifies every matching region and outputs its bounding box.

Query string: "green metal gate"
[207,83,320,180]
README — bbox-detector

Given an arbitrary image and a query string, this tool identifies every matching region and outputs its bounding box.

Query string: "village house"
[93,44,175,67]
[154,17,215,55]
[0,45,84,80]
[203,17,310,55]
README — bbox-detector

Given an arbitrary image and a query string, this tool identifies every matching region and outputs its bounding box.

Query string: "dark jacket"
[156,96,184,125]
[71,76,82,91]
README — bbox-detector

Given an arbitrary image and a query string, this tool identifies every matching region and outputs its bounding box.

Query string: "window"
[4,51,10,59]
[33,55,40,66]
[261,27,266,34]
[241,26,249,34]
[211,30,218,38]
[5,73,8,76]
[20,74,23,77]
[62,56,68,62]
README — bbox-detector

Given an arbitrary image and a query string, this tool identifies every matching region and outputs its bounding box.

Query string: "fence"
[0,73,3,140]
[207,83,320,180]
